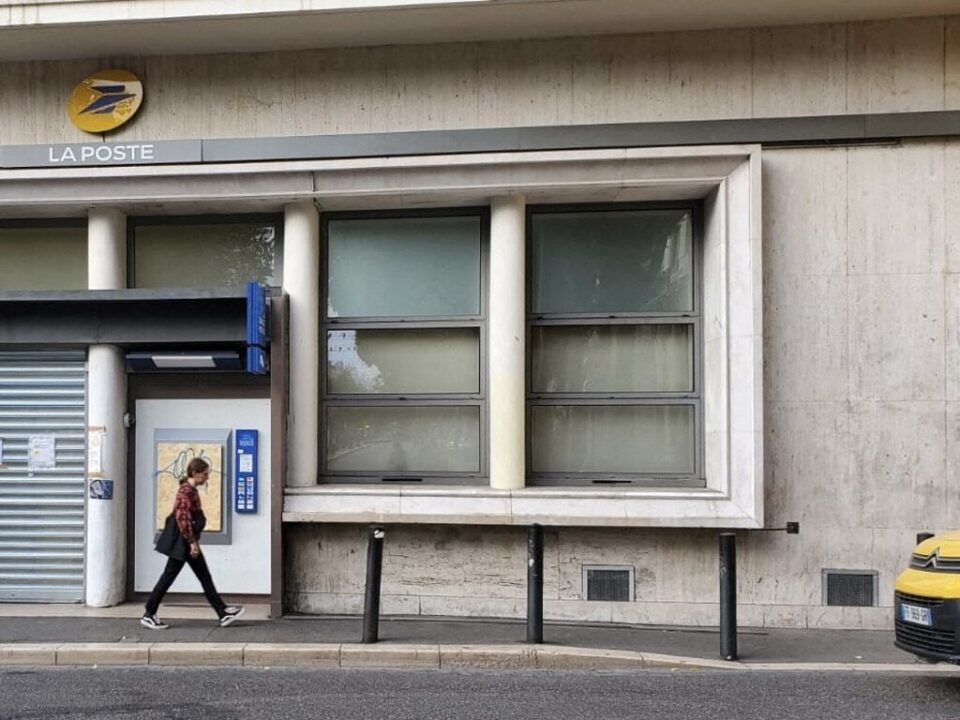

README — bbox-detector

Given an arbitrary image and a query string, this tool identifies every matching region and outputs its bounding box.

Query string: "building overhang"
[0,288,252,348]
[0,0,956,62]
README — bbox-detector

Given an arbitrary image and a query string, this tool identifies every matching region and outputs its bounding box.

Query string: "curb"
[2,643,959,673]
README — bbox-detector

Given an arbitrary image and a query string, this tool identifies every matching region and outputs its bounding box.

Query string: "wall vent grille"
[583,565,634,602]
[822,569,877,607]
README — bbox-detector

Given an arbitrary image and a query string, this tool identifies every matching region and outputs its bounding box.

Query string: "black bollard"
[362,525,384,644]
[719,532,737,661]
[527,524,544,644]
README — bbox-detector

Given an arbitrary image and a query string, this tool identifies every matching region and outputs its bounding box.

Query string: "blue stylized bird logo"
[79,82,136,115]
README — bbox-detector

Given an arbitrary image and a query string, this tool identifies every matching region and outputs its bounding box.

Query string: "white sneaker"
[140,614,169,630]
[218,606,245,627]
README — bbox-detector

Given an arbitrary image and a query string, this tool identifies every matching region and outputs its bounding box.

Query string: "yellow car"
[894,533,960,663]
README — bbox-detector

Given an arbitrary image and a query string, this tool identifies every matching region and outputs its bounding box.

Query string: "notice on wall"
[28,435,56,471]
[87,427,105,477]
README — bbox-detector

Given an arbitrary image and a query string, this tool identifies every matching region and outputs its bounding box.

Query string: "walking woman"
[141,458,244,630]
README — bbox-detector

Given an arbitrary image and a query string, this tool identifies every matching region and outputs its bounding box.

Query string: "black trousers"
[145,552,227,617]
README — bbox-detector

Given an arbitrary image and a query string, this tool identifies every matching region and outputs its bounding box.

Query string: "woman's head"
[180,457,211,485]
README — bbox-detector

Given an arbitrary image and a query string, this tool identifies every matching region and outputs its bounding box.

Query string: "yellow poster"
[154,442,223,532]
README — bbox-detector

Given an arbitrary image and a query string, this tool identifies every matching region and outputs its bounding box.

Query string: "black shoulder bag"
[155,511,207,561]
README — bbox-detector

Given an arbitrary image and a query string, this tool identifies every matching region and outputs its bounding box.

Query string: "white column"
[489,196,526,490]
[88,208,126,290]
[85,208,127,607]
[283,201,320,487]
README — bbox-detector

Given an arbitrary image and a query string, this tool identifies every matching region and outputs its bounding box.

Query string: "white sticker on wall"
[28,435,56,471]
[87,427,105,476]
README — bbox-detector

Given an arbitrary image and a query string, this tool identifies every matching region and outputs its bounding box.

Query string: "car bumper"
[894,591,960,663]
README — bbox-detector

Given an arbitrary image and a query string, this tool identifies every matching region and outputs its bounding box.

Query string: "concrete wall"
[0,16,958,145]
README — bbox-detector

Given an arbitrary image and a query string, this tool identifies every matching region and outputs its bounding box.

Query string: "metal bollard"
[362,525,384,644]
[527,524,544,644]
[719,532,738,661]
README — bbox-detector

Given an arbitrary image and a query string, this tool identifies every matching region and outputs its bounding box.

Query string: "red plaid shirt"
[172,482,202,543]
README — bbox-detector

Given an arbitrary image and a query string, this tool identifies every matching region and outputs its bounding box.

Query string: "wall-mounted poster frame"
[152,428,232,545]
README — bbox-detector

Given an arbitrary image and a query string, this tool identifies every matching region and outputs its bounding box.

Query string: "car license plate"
[901,603,933,627]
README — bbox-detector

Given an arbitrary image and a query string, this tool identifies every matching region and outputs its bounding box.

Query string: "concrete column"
[489,196,526,490]
[85,346,127,606]
[283,201,320,487]
[88,208,126,290]
[85,208,127,607]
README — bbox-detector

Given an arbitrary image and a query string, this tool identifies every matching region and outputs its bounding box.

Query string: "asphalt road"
[1,667,959,720]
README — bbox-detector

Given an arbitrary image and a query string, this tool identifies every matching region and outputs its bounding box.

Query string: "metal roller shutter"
[0,352,86,602]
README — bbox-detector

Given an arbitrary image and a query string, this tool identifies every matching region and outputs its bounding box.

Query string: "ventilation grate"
[822,570,877,607]
[583,565,634,602]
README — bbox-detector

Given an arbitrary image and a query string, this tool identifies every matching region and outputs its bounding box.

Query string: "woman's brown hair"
[179,457,210,484]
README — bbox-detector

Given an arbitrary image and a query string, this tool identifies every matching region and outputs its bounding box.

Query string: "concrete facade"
[0,11,958,628]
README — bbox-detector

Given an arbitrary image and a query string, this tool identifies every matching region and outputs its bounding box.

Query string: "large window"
[129,216,282,288]
[322,211,486,483]
[0,222,87,291]
[527,204,701,486]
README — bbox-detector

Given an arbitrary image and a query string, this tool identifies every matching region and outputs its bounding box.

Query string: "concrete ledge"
[534,646,646,670]
[340,644,440,669]
[149,643,245,666]
[440,644,537,669]
[641,652,742,671]
[243,643,341,668]
[744,661,960,674]
[57,643,149,666]
[1,642,959,674]
[0,644,57,665]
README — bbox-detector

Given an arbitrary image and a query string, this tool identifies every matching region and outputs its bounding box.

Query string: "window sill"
[283,484,761,528]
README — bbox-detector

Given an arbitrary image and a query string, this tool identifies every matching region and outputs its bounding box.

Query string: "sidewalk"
[0,603,955,673]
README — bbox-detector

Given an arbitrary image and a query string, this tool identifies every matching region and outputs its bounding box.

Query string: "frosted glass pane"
[531,325,692,393]
[134,223,278,288]
[326,406,480,473]
[532,210,693,314]
[327,216,481,317]
[0,227,87,290]
[531,405,695,474]
[327,328,480,394]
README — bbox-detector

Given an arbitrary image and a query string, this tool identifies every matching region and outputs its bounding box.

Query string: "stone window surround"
[0,143,762,528]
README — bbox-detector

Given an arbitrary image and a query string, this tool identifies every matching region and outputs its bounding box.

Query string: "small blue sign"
[245,281,269,375]
[234,428,258,514]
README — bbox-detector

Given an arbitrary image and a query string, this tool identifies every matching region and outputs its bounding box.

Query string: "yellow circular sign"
[67,69,143,134]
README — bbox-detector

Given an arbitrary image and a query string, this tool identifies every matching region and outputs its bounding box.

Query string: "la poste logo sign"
[67,69,144,134]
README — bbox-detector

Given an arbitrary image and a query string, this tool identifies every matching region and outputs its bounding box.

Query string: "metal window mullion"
[327,394,484,401]
[528,394,699,402]
[327,316,484,326]
[528,475,705,487]
[529,312,698,323]
[323,469,485,478]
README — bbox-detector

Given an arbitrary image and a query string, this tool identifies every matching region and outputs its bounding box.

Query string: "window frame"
[525,200,704,487]
[126,213,284,289]
[319,207,489,485]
